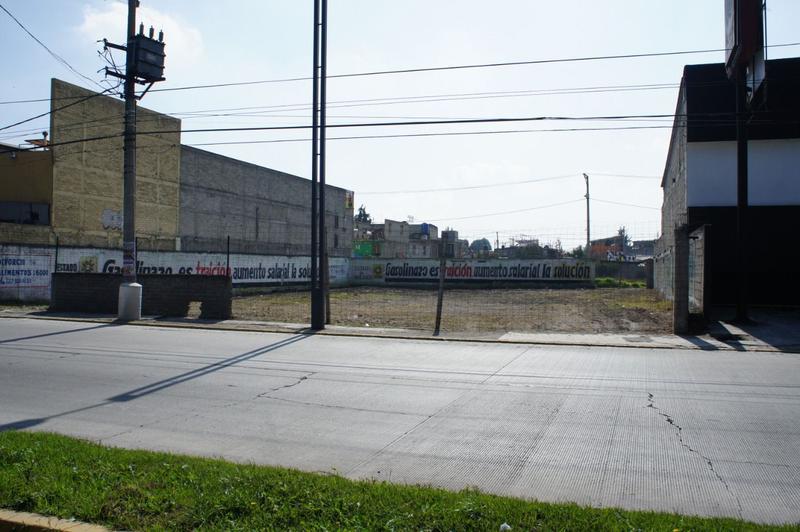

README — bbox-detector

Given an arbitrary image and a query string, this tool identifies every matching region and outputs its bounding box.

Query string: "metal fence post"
[433,240,446,336]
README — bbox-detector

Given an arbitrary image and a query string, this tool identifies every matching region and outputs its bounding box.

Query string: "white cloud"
[78,2,203,75]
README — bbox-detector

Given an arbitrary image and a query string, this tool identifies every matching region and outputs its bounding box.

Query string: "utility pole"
[723,0,761,323]
[103,0,166,321]
[734,66,749,322]
[310,0,328,330]
[320,0,329,326]
[583,173,590,258]
[118,0,140,320]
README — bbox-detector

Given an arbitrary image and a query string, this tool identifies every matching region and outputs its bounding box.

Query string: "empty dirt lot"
[233,286,672,334]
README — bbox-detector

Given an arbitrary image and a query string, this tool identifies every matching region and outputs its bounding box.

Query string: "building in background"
[0,142,51,227]
[655,58,800,305]
[0,79,353,257]
[440,229,468,259]
[353,219,443,259]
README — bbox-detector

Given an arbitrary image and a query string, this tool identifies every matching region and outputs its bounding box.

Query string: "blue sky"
[2,1,799,249]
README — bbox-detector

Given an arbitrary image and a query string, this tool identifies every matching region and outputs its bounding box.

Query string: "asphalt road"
[1,318,798,524]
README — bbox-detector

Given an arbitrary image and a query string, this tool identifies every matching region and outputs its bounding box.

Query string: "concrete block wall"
[50,79,181,251]
[654,81,688,300]
[51,273,231,319]
[179,146,353,257]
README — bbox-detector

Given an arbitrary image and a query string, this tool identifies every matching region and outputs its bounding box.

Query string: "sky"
[2,0,799,250]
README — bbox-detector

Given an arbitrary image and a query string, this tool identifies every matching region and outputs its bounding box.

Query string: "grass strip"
[594,277,646,288]
[0,431,795,531]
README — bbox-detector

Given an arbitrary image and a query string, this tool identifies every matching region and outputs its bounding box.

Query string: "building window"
[334,234,339,248]
[0,202,50,225]
[334,215,339,229]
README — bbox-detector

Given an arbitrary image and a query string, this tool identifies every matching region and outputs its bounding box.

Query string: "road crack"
[647,392,743,518]
[101,373,316,441]
[256,372,314,398]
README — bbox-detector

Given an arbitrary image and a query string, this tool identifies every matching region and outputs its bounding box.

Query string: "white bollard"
[118,282,142,321]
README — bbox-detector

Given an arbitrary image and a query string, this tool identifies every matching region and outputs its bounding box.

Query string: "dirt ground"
[0,287,672,335]
[233,286,672,334]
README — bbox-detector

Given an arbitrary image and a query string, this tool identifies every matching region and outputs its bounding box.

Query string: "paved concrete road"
[1,318,798,524]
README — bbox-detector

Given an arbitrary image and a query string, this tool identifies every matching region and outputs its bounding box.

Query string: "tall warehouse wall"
[50,79,182,250]
[179,146,353,257]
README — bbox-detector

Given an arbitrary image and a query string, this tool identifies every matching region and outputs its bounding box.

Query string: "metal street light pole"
[310,0,325,329]
[583,173,590,258]
[319,0,329,325]
[735,66,749,322]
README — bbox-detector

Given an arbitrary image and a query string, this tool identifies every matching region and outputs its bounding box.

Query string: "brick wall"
[51,273,231,319]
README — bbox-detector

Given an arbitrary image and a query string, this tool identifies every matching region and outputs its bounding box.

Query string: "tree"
[570,245,586,259]
[617,226,631,252]
[354,205,372,224]
[469,238,492,253]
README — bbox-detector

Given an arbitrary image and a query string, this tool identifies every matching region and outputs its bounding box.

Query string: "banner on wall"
[0,253,53,301]
[0,245,350,301]
[350,258,594,284]
[1,246,594,302]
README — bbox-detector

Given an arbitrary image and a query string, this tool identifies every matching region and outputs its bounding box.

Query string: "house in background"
[655,58,800,306]
[353,219,443,259]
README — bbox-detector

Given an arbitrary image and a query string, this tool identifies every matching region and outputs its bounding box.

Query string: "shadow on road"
[109,334,309,401]
[0,332,312,432]
[0,323,119,344]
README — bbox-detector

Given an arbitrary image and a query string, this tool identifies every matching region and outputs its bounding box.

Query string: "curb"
[1,312,796,353]
[0,509,109,532]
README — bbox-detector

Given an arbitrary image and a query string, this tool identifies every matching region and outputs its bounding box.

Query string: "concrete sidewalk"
[1,308,798,352]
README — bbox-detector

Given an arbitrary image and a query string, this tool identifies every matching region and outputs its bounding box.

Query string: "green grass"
[0,432,795,531]
[595,277,646,288]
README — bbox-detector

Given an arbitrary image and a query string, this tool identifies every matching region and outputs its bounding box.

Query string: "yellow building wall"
[0,150,52,204]
[50,79,181,250]
[0,149,54,245]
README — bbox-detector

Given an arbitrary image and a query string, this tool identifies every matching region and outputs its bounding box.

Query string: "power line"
[1,118,788,155]
[356,172,660,195]
[591,198,660,210]
[146,41,800,94]
[588,172,661,179]
[359,174,577,195]
[0,2,105,91]
[0,77,736,107]
[0,85,120,133]
[168,83,682,115]
[152,112,722,136]
[4,109,796,154]
[183,124,673,147]
[0,80,688,137]
[424,199,585,222]
[2,71,794,138]
[0,81,685,140]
